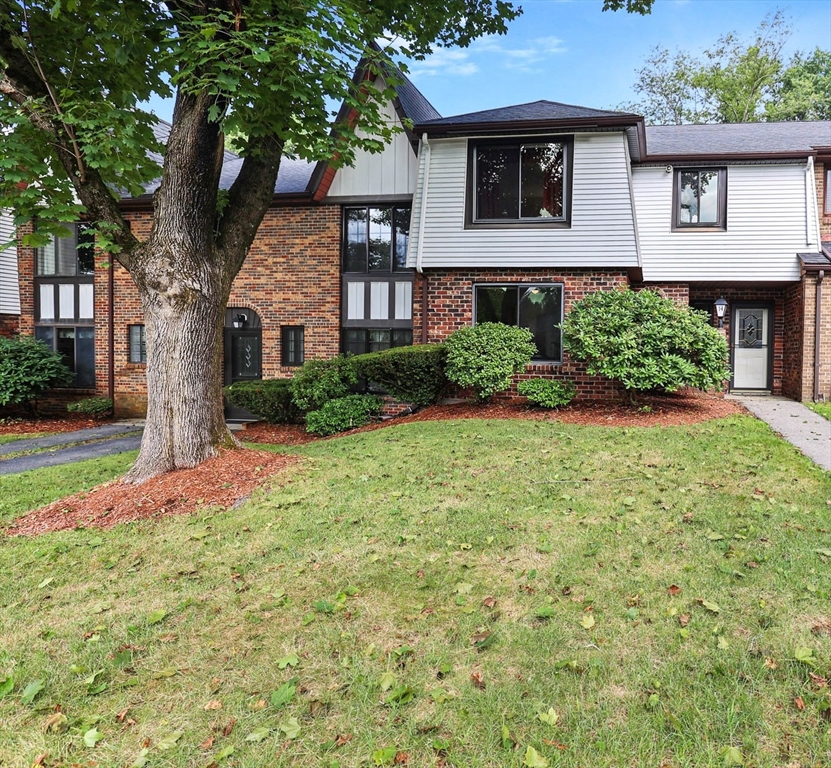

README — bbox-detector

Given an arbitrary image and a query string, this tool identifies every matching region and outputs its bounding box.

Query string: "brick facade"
[797,272,831,402]
[0,314,18,336]
[817,160,830,240]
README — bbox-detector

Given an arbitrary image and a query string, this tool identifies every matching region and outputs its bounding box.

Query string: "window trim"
[472,282,565,363]
[280,325,305,367]
[342,204,413,274]
[671,167,728,232]
[128,324,146,365]
[824,167,831,216]
[465,136,573,230]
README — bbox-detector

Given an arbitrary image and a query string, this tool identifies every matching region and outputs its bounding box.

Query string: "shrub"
[289,356,357,412]
[304,394,383,436]
[67,396,113,418]
[444,323,537,401]
[517,378,575,409]
[351,344,447,406]
[223,379,299,423]
[561,288,730,401]
[0,335,74,413]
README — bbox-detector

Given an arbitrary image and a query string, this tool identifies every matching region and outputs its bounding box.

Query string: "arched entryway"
[223,307,262,420]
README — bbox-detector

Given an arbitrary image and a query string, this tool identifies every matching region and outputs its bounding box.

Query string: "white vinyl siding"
[407,132,639,268]
[39,284,54,320]
[369,282,389,320]
[634,163,812,282]
[0,210,20,314]
[326,77,418,199]
[395,281,412,320]
[347,282,365,320]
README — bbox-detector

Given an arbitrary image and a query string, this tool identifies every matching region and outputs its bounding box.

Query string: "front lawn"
[0,416,829,767]
[807,401,831,422]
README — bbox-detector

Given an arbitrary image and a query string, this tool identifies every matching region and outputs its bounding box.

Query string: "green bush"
[223,379,299,423]
[0,335,74,413]
[289,356,357,412]
[444,323,537,401]
[561,288,730,401]
[351,344,447,406]
[517,378,575,409]
[67,396,113,418]
[305,394,383,436]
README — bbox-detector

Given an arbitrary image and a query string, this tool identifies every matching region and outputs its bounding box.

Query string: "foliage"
[351,345,447,406]
[618,11,831,124]
[0,335,74,412]
[304,394,382,436]
[223,379,299,423]
[289,356,357,412]
[516,378,575,409]
[444,323,537,401]
[561,289,730,399]
[66,397,113,418]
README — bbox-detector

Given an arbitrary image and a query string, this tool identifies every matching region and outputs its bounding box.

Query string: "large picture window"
[344,206,411,273]
[35,326,95,388]
[469,139,569,226]
[673,168,727,229]
[475,284,563,362]
[36,223,94,276]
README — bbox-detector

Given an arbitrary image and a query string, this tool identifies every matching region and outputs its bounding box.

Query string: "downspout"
[815,269,824,402]
[108,258,114,403]
[415,132,432,343]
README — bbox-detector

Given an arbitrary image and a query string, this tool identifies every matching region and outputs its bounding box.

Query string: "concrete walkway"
[730,395,831,471]
[0,434,143,475]
[0,422,143,456]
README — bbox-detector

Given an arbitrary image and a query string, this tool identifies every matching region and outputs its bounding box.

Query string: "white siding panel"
[395,281,412,320]
[407,133,639,268]
[39,284,54,320]
[79,284,94,319]
[59,284,74,319]
[0,210,20,314]
[347,281,365,320]
[634,164,809,282]
[369,282,389,320]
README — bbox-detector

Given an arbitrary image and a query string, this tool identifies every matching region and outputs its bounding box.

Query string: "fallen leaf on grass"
[222,718,236,737]
[157,732,184,750]
[279,717,301,739]
[204,699,222,710]
[245,727,270,742]
[43,713,69,733]
[146,609,168,625]
[809,672,828,688]
[580,614,595,630]
[471,671,485,690]
[537,708,559,726]
[678,614,690,627]
[523,745,549,767]
[20,680,44,705]
[795,696,805,711]
[698,599,720,614]
[719,745,744,766]
[668,585,681,596]
[83,728,103,748]
[200,736,215,750]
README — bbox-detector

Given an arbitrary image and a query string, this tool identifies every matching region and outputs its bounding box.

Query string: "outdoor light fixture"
[232,313,247,329]
[714,297,728,328]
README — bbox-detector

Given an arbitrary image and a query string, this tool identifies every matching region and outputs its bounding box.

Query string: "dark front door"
[223,328,262,420]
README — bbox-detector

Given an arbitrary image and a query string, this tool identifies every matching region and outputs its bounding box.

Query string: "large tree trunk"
[123,248,239,484]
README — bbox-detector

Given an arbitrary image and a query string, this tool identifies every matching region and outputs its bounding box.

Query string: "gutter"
[415,133,431,343]
[815,269,825,402]
[108,257,115,403]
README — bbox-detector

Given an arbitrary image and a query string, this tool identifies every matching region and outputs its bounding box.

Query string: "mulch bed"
[0,415,112,435]
[7,390,743,537]
[7,449,297,537]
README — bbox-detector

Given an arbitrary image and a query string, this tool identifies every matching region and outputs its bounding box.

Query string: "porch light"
[232,313,247,329]
[714,297,728,328]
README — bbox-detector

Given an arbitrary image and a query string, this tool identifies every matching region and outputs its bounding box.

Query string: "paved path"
[0,423,142,456]
[0,434,143,475]
[731,395,831,471]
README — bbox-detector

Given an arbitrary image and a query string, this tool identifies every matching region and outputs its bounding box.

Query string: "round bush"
[517,378,575,409]
[444,323,537,401]
[561,289,730,400]
[0,335,74,412]
[350,344,447,406]
[223,379,299,423]
[304,394,383,436]
[289,356,357,412]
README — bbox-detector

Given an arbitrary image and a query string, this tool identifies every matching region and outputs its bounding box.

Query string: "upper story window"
[673,168,727,230]
[36,223,94,276]
[825,168,831,215]
[344,206,411,272]
[468,139,570,227]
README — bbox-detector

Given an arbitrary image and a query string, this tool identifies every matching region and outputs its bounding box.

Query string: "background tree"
[0,0,654,482]
[619,11,829,124]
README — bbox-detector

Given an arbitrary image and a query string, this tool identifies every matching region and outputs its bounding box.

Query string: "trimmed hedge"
[290,356,357,412]
[0,335,74,413]
[224,379,299,423]
[444,322,537,401]
[351,344,447,406]
[517,378,575,409]
[305,394,383,436]
[67,396,113,418]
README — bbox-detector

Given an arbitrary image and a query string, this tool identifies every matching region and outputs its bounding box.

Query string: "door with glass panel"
[732,307,770,390]
[223,308,262,420]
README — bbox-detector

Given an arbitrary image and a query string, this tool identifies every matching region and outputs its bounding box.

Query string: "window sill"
[464,220,571,231]
[671,226,727,233]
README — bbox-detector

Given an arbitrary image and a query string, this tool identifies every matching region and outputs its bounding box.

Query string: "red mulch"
[7,390,743,538]
[0,415,112,435]
[7,449,297,537]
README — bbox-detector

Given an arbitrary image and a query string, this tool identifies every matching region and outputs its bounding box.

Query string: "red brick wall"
[636,283,690,305]
[817,161,830,240]
[0,314,18,336]
[782,282,804,400]
[799,273,831,402]
[417,268,630,400]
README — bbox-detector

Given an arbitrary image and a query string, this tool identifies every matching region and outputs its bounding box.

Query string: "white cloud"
[409,48,479,78]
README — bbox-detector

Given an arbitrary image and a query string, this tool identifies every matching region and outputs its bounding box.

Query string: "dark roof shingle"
[418,100,637,129]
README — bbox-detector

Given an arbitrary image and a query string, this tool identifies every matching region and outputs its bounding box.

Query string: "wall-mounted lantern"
[714,297,728,329]
[232,313,248,329]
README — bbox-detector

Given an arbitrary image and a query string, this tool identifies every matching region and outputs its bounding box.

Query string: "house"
[0,209,20,336]
[9,72,831,415]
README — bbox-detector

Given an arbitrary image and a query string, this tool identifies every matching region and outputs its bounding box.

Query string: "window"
[281,326,305,367]
[343,328,413,357]
[475,284,563,361]
[825,168,831,215]
[129,324,146,364]
[344,206,411,273]
[468,139,569,226]
[35,223,95,326]
[673,168,727,229]
[35,326,95,387]
[36,223,94,276]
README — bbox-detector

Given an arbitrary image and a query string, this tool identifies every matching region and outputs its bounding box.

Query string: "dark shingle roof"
[799,250,831,266]
[418,100,636,128]
[646,121,831,157]
[395,71,441,124]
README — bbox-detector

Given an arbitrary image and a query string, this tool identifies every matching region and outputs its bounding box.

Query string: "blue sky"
[144,0,831,122]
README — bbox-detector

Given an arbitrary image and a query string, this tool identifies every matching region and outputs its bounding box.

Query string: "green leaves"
[523,745,550,767]
[719,745,745,766]
[157,732,183,750]
[372,746,397,766]
[0,676,13,700]
[278,717,301,739]
[83,727,103,748]
[270,678,297,709]
[277,653,299,670]
[537,708,559,726]
[20,679,44,705]
[146,609,168,625]
[793,647,817,668]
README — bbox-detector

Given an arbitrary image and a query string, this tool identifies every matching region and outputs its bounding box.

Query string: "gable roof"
[394,70,441,125]
[644,121,831,160]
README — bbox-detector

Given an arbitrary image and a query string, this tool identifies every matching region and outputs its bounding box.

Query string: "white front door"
[733,307,769,390]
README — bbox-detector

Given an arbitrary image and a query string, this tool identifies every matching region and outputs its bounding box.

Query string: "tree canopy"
[619,11,831,124]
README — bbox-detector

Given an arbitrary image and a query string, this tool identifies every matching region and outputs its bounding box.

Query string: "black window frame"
[473,283,565,363]
[35,222,95,277]
[466,136,573,229]
[281,325,305,367]
[35,325,96,389]
[342,205,413,274]
[128,324,146,364]
[671,167,728,231]
[342,328,414,357]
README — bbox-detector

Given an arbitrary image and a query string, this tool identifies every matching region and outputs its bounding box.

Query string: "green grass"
[0,416,830,767]
[807,401,831,422]
[0,432,50,446]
